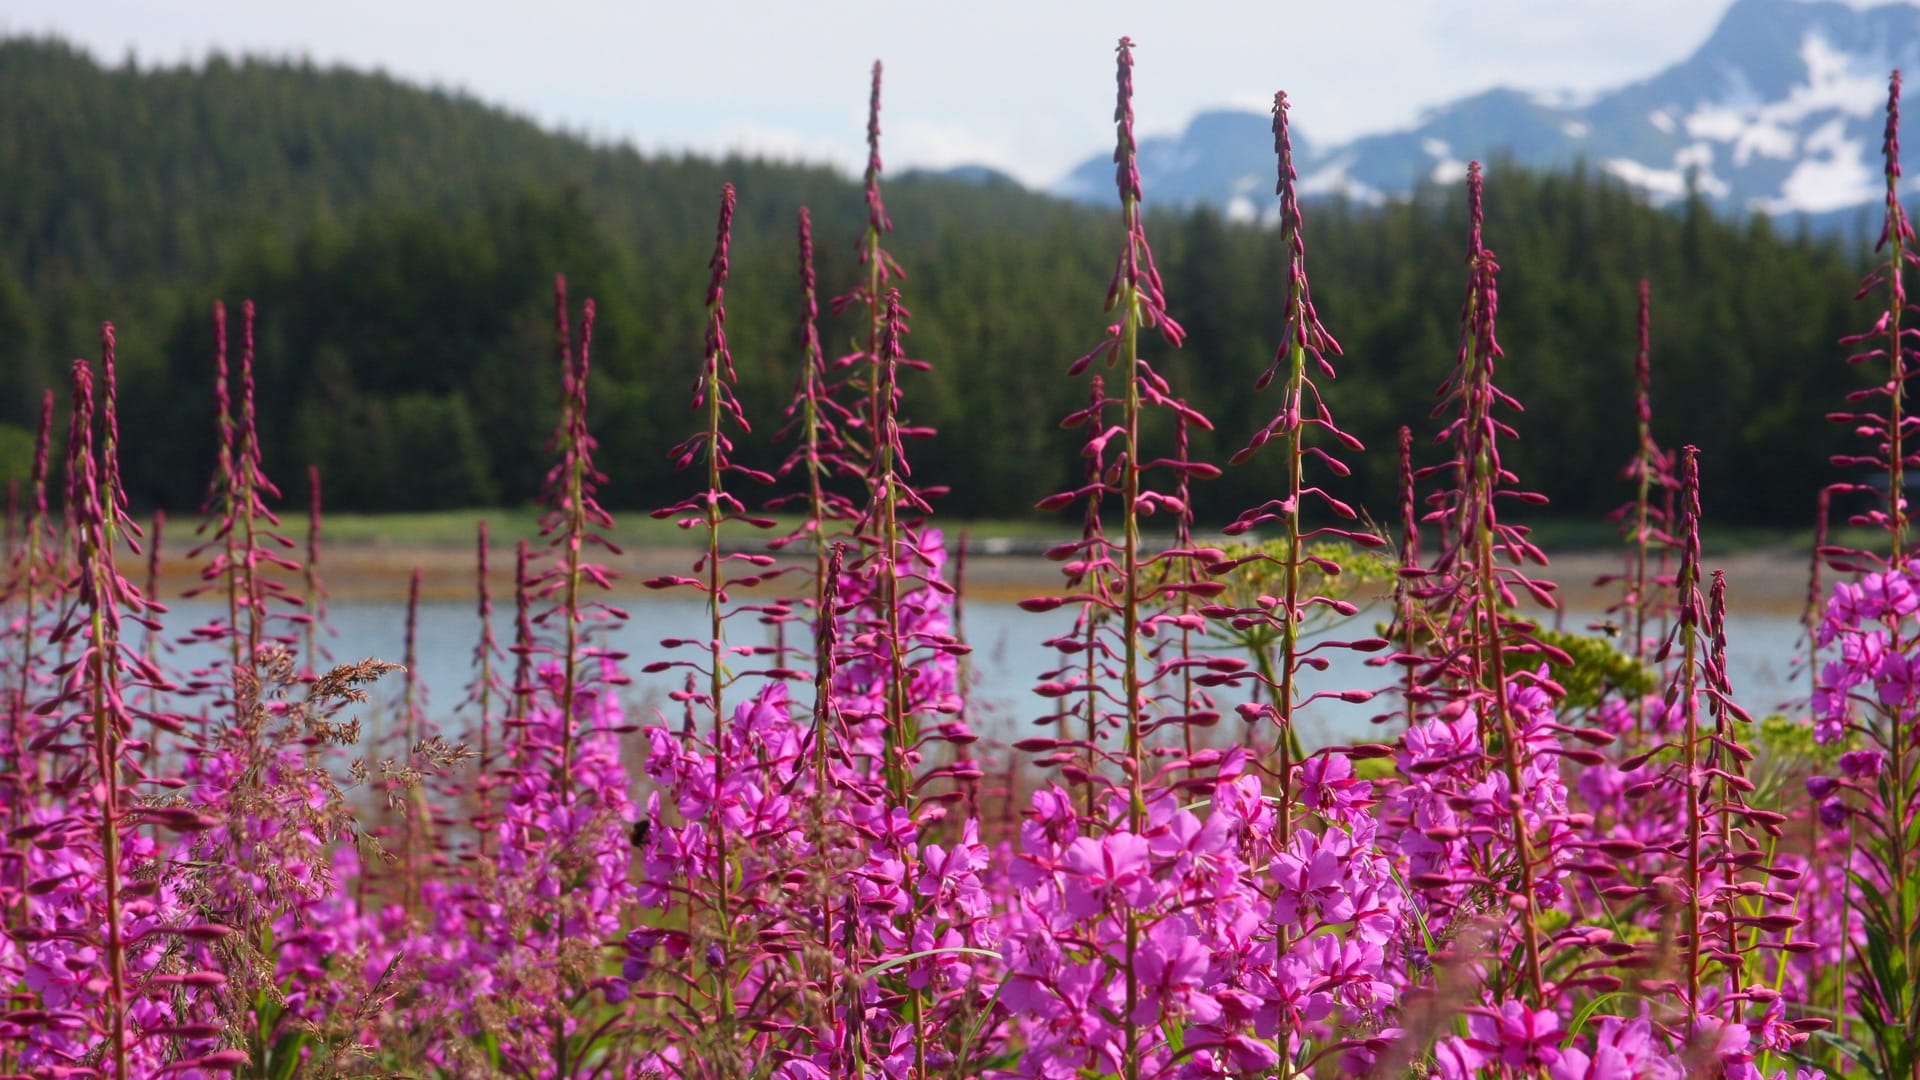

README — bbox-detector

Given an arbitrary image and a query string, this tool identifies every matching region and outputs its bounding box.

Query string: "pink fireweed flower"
[1462,1002,1565,1070]
[1060,833,1156,918]
[1131,921,1221,1026]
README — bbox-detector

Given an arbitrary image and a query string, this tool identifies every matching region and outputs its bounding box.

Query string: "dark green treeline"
[0,38,1881,527]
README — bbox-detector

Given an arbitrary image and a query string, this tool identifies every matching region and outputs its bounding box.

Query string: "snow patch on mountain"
[1683,32,1883,172]
[1758,117,1878,211]
[1047,0,1920,224]
[1787,33,1889,118]
[1295,156,1386,205]
[1605,151,1732,202]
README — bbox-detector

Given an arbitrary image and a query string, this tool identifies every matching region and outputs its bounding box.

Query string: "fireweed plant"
[766,205,859,667]
[636,181,780,1069]
[12,36,1920,1080]
[301,466,330,678]
[1205,90,1389,838]
[458,273,636,1075]
[1808,69,1920,1080]
[1595,280,1680,720]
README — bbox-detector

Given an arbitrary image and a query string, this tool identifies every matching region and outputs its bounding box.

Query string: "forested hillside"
[0,36,1882,525]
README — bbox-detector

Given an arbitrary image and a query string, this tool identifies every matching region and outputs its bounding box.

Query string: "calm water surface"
[138,599,1813,748]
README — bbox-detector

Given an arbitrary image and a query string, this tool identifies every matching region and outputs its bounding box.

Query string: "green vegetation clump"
[1533,626,1659,711]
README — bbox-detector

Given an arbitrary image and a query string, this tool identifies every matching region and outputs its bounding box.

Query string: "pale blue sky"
[0,0,1880,187]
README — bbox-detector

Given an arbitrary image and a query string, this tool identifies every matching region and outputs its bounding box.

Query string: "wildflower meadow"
[6,37,1920,1079]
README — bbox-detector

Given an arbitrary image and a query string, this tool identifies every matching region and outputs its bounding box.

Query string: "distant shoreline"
[124,536,1822,615]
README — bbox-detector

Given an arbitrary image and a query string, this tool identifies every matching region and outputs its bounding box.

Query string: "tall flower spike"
[464,520,507,854]
[7,390,55,785]
[236,301,268,661]
[38,357,181,1075]
[1412,162,1562,689]
[1160,411,1220,757]
[140,506,168,765]
[302,465,332,676]
[239,303,295,646]
[832,59,908,478]
[1017,40,1234,1080]
[1587,280,1679,743]
[1405,161,1566,1005]
[769,207,859,651]
[1600,281,1677,679]
[757,209,835,672]
[1028,372,1123,811]
[1610,448,1785,1031]
[30,388,51,538]
[1797,487,1831,707]
[843,287,968,804]
[98,323,143,559]
[65,359,130,1073]
[179,301,245,681]
[184,301,297,697]
[1391,424,1423,724]
[494,273,636,1073]
[531,274,624,793]
[861,290,975,1076]
[1880,69,1914,559]
[863,61,893,246]
[1079,36,1184,362]
[1808,74,1920,1071]
[818,263,978,1069]
[205,301,234,517]
[1673,446,1710,1027]
[1211,90,1383,851]
[402,566,425,752]
[511,537,533,718]
[397,565,428,897]
[1832,70,1920,563]
[1697,568,1777,989]
[641,183,786,1055]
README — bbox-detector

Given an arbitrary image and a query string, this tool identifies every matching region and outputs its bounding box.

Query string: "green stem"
[1119,194,1147,1080]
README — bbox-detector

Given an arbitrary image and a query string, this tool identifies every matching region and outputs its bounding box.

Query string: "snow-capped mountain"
[1052,0,1920,221]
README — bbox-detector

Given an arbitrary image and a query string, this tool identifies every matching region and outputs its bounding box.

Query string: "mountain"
[901,163,1026,187]
[1052,0,1920,220]
[1054,109,1291,217]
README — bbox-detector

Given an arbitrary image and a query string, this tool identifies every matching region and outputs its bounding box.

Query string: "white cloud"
[3,0,1888,188]
[1221,90,1282,114]
[887,120,1038,185]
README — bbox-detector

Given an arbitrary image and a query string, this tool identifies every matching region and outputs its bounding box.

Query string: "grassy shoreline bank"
[307,507,1858,555]
[108,508,1837,612]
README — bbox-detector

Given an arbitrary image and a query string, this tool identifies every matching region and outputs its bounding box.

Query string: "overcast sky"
[1,0,1888,188]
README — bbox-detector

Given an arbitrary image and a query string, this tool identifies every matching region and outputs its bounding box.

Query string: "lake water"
[134,598,1816,748]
